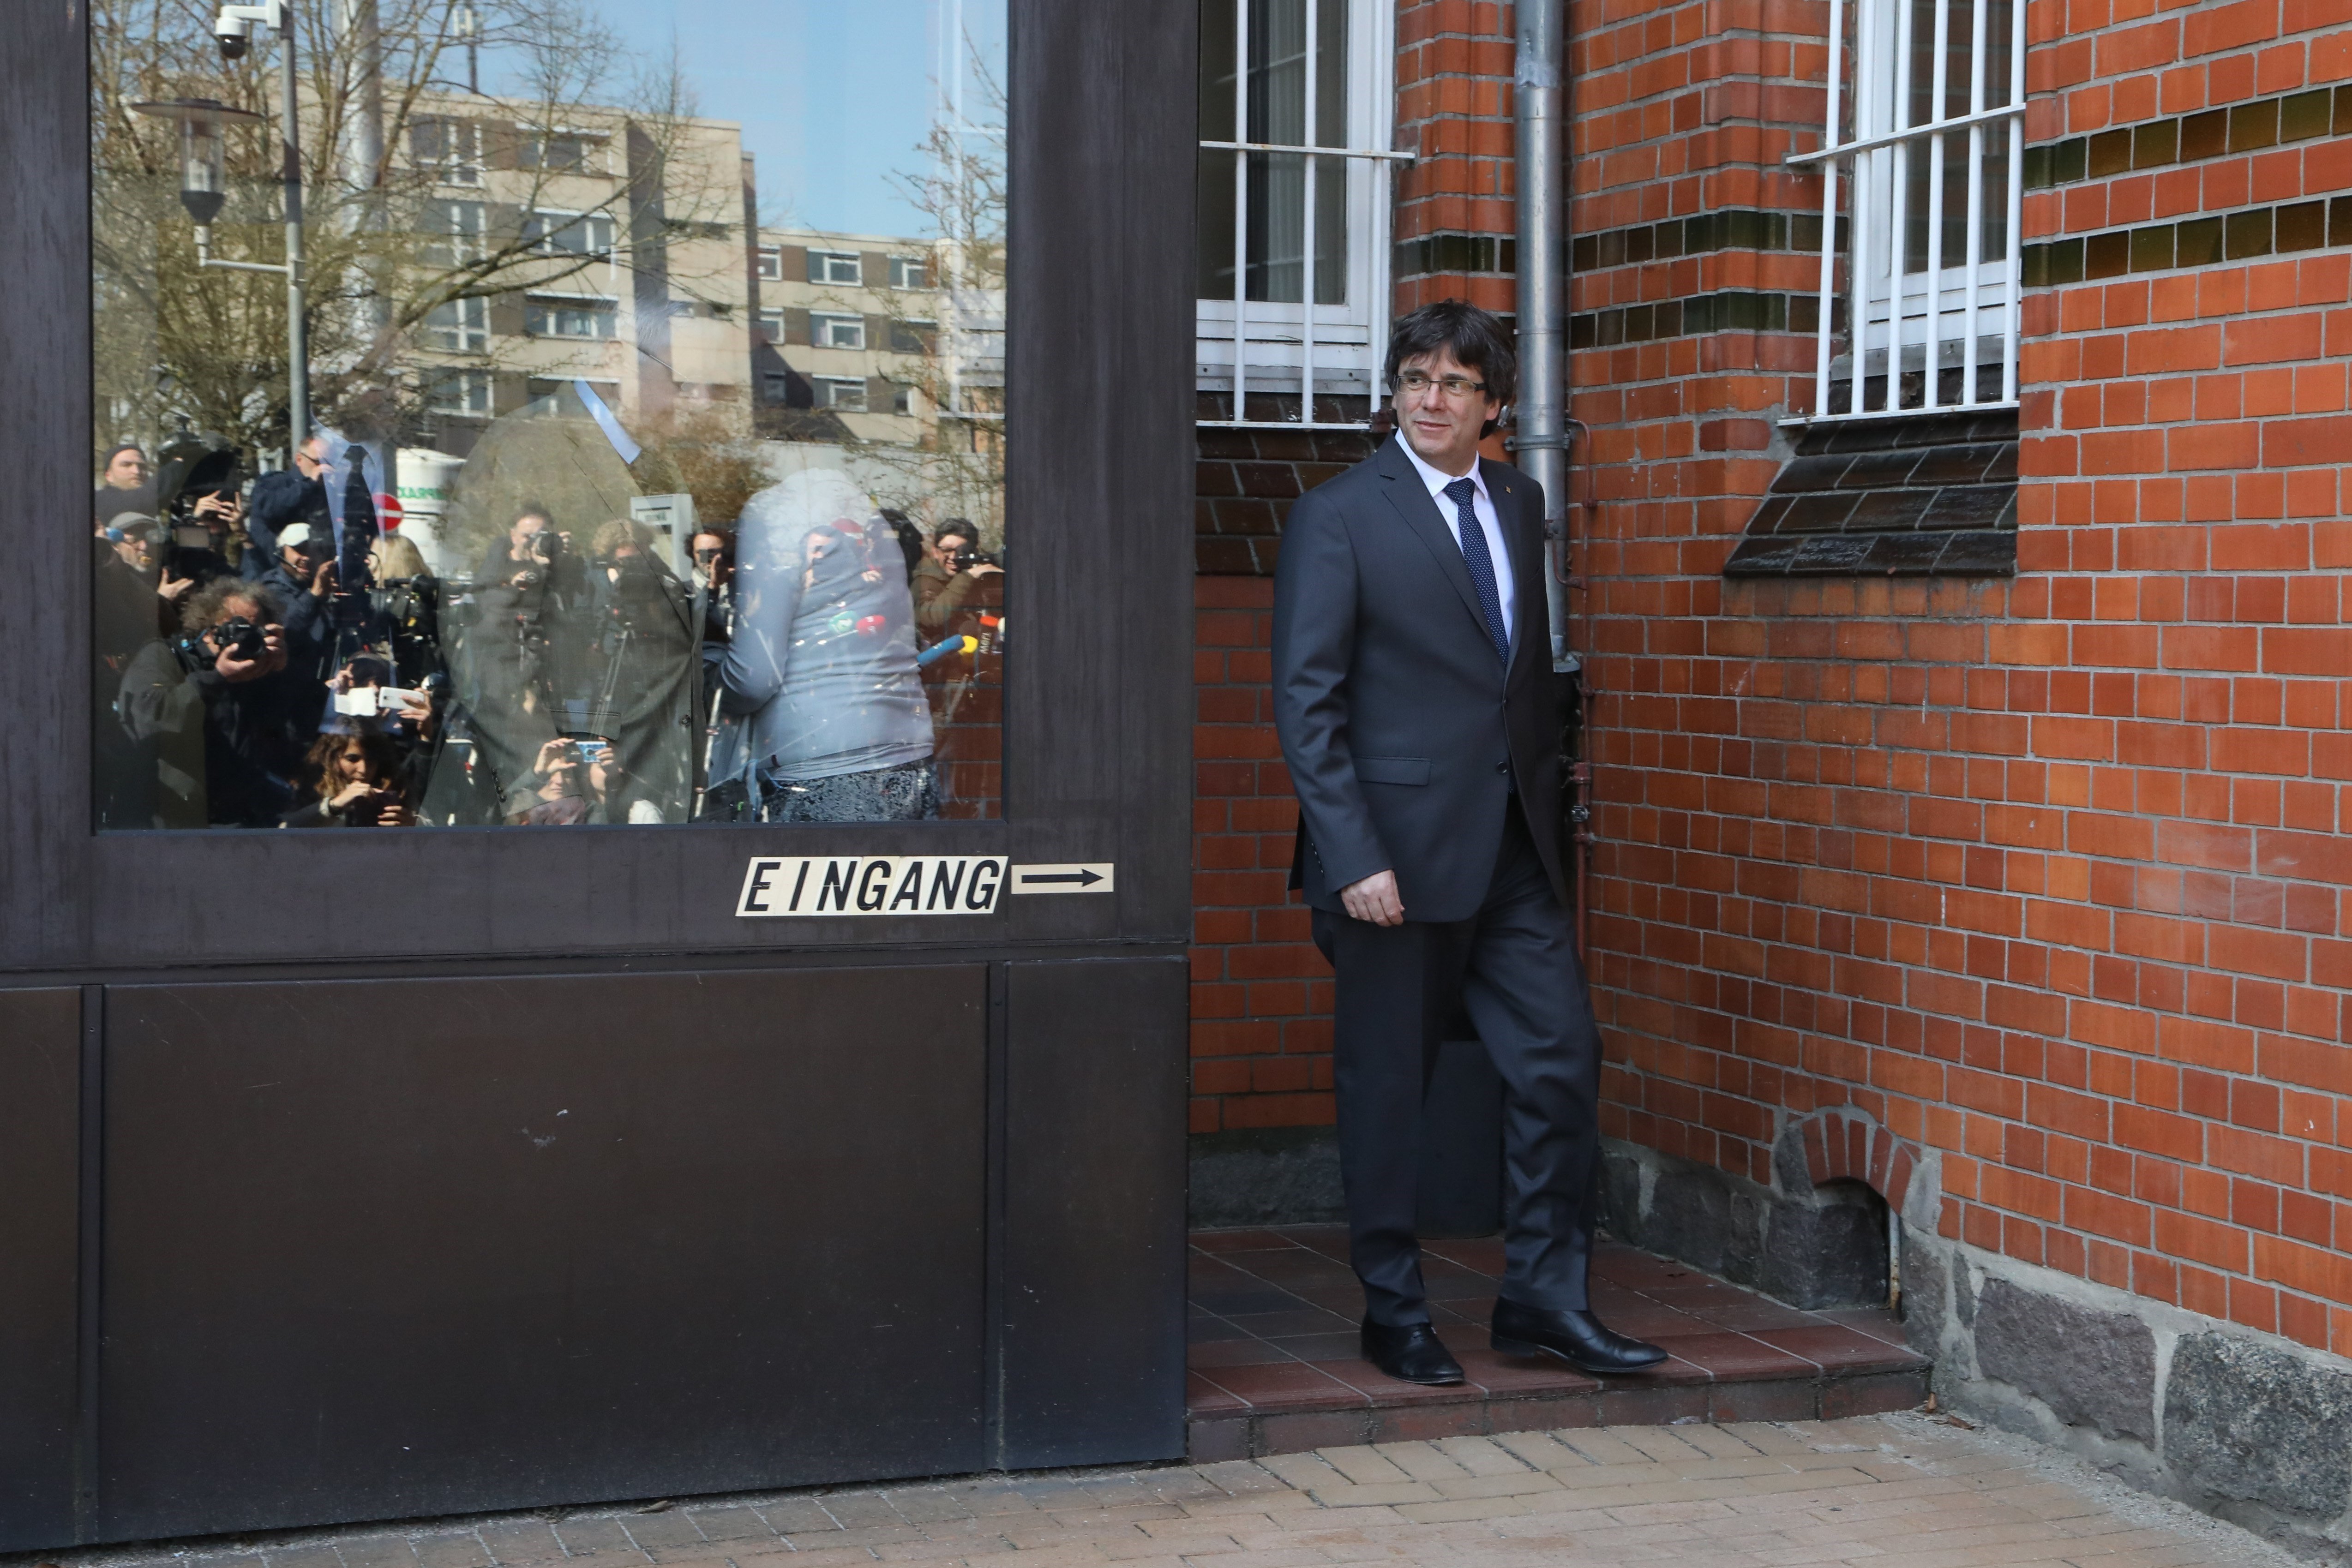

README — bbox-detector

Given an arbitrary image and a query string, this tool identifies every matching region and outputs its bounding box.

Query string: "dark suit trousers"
[1312,801,1602,1326]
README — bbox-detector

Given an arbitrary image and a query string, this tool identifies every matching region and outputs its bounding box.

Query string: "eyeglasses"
[1395,370,1488,400]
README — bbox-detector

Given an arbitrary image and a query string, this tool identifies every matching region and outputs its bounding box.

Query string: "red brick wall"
[1192,576,1336,1134]
[1575,0,2352,1362]
[1396,0,1521,317]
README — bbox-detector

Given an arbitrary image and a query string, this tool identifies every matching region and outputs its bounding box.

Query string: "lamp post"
[133,0,309,454]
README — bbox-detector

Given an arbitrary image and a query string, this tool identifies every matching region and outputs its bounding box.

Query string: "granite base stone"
[1597,1138,1894,1311]
[1188,1127,1344,1227]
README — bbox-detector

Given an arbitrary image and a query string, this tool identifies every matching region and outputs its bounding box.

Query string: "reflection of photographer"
[254,520,339,675]
[282,730,417,828]
[583,519,696,822]
[242,434,329,575]
[114,579,322,827]
[153,435,250,594]
[912,518,1002,639]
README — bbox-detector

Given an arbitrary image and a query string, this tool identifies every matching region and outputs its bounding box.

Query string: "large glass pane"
[91,0,1007,831]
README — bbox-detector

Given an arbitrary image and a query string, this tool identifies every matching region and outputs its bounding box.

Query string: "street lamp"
[129,98,261,236]
[132,0,309,453]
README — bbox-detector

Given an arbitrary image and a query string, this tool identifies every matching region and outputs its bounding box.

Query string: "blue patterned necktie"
[1443,476,1509,664]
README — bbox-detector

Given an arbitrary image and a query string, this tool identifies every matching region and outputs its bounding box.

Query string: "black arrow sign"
[1019,869,1103,886]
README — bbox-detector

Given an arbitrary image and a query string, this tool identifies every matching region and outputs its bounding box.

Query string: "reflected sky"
[579,0,1006,239]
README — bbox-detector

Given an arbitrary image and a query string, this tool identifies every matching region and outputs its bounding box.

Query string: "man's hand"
[1339,869,1404,927]
[192,491,244,527]
[308,556,337,598]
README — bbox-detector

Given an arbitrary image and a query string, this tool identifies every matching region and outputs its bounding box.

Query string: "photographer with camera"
[583,518,696,822]
[151,436,252,592]
[504,736,594,826]
[253,520,341,677]
[461,506,589,807]
[242,433,330,578]
[114,578,323,827]
[366,533,445,691]
[912,518,1003,639]
[282,730,418,828]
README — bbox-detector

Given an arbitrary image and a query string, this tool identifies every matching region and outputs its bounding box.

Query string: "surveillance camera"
[216,13,252,59]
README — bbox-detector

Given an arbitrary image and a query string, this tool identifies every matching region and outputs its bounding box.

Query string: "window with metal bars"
[1792,0,2026,419]
[1195,0,1400,429]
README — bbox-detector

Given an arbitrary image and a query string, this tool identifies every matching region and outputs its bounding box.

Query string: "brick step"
[1188,1225,1928,1461]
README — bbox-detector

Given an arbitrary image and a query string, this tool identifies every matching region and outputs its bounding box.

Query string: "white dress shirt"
[1395,432,1514,644]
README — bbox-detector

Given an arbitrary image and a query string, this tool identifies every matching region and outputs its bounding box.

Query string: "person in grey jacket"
[713,469,936,821]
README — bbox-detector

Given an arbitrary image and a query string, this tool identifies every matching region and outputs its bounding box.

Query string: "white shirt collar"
[1393,431,1487,503]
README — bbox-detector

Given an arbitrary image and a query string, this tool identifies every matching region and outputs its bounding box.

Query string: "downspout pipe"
[1511,0,1572,673]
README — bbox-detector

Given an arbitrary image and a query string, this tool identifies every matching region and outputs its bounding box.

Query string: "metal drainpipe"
[1512,0,1593,957]
[1512,0,1569,673]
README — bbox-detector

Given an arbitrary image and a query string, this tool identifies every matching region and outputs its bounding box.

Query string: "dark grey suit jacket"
[1272,437,1566,925]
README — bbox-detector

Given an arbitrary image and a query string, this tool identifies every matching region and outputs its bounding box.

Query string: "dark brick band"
[2024,194,2352,286]
[1570,208,1837,273]
[1571,290,1828,349]
[2026,84,2352,191]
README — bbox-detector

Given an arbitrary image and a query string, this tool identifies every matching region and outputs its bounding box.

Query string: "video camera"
[153,432,246,578]
[949,539,996,572]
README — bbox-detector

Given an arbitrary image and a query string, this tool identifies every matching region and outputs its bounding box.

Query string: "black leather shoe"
[1359,1318,1466,1385]
[1491,1298,1668,1374]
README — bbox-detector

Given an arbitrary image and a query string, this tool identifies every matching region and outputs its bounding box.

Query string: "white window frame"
[1195,0,1405,431]
[811,375,868,412]
[756,245,783,281]
[756,307,784,342]
[422,198,486,268]
[524,294,618,339]
[524,208,616,258]
[888,254,929,289]
[410,116,482,187]
[761,370,792,403]
[424,293,489,353]
[810,311,867,350]
[424,368,492,417]
[809,249,863,285]
[519,128,608,177]
[1789,0,2026,419]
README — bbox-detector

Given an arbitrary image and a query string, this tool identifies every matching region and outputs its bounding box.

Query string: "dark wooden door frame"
[0,0,1197,978]
[0,2,1197,1550]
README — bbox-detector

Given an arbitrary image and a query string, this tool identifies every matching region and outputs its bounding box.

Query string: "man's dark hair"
[933,518,977,546]
[1383,299,1518,418]
[182,576,285,634]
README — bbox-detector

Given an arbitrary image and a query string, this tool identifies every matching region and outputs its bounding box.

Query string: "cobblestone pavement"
[22,1416,2296,1568]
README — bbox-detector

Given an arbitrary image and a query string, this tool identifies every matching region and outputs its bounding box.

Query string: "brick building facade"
[1190,0,2352,1545]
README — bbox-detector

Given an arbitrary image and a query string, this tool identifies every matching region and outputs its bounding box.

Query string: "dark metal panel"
[0,990,82,1550]
[0,2,92,970]
[1006,0,1199,946]
[0,0,1197,977]
[95,968,986,1544]
[997,957,1188,1467]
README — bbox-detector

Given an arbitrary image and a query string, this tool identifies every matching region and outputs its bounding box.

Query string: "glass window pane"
[92,0,1008,830]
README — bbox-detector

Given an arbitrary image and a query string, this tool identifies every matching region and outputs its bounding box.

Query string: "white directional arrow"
[1009,862,1116,893]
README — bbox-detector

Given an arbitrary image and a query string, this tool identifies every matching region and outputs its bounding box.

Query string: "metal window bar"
[1199,0,1409,432]
[1787,0,2025,421]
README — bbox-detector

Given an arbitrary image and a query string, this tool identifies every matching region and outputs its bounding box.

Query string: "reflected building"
[400,102,757,460]
[749,225,1005,551]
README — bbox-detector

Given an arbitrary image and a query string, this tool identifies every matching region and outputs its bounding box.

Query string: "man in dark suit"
[1272,301,1667,1386]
